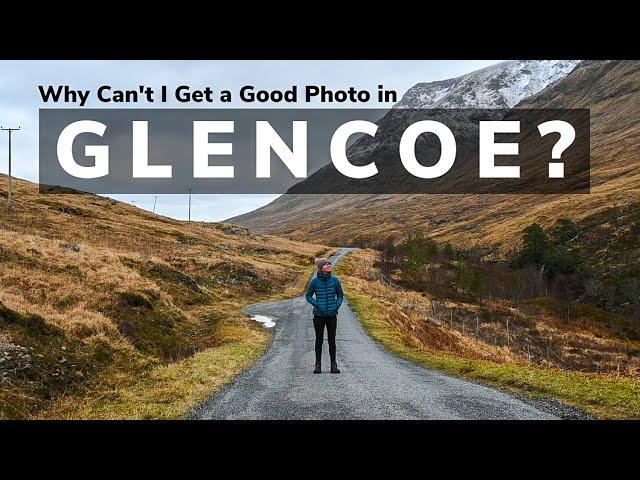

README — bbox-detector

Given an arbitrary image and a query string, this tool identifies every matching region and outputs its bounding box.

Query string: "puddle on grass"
[251,315,275,328]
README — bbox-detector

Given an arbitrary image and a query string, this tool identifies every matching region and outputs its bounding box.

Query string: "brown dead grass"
[336,249,640,418]
[338,249,640,376]
[0,176,328,418]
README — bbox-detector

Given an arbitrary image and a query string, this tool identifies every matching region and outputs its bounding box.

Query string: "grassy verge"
[337,251,640,419]
[341,276,640,420]
[39,318,269,419]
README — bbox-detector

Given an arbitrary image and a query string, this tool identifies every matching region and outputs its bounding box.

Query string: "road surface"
[191,248,556,419]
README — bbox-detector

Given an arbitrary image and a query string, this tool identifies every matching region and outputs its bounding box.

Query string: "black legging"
[313,315,337,363]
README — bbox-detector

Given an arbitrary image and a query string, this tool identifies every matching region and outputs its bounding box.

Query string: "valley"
[5,59,639,420]
[217,59,640,417]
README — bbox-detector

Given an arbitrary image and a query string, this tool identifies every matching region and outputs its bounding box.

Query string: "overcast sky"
[0,60,500,221]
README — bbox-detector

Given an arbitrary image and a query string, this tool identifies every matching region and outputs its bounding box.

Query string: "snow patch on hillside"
[396,60,581,109]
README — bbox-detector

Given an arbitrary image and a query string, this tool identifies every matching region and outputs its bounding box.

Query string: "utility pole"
[152,195,159,214]
[187,187,192,222]
[1,126,20,212]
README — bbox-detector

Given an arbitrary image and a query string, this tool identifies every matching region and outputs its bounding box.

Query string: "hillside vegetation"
[336,248,640,418]
[0,176,327,418]
[231,61,640,252]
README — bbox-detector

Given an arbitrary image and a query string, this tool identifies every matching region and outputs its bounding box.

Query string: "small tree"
[549,218,579,245]
[443,242,456,260]
[511,223,549,269]
[453,263,484,300]
[376,236,398,276]
[550,273,574,322]
[398,231,437,283]
[544,245,582,281]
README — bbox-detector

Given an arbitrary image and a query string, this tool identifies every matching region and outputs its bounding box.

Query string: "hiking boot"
[330,362,341,374]
[313,362,321,374]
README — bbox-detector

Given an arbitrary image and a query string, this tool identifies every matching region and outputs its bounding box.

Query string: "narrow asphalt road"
[190,248,556,420]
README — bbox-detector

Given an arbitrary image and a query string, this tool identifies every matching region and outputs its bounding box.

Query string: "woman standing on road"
[305,258,344,374]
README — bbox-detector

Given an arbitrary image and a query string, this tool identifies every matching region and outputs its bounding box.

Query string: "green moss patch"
[104,291,194,362]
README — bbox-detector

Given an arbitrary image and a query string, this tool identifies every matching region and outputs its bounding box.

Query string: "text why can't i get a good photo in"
[38,84,398,106]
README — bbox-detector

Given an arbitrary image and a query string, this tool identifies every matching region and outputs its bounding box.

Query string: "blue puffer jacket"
[305,272,344,317]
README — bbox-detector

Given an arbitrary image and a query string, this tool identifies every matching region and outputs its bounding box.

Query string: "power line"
[1,126,20,212]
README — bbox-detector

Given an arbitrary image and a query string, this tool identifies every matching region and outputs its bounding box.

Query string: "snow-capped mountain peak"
[396,60,581,109]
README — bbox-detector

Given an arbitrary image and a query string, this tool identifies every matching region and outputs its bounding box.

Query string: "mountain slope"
[230,60,640,253]
[0,176,327,418]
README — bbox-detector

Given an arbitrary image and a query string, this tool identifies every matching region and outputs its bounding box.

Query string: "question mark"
[537,120,575,178]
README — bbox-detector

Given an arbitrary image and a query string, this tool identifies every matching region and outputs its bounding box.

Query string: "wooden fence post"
[506,318,510,346]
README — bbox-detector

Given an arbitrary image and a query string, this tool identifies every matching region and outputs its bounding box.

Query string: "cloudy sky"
[0,60,500,221]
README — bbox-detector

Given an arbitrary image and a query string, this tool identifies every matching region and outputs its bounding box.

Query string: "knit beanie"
[315,257,330,270]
